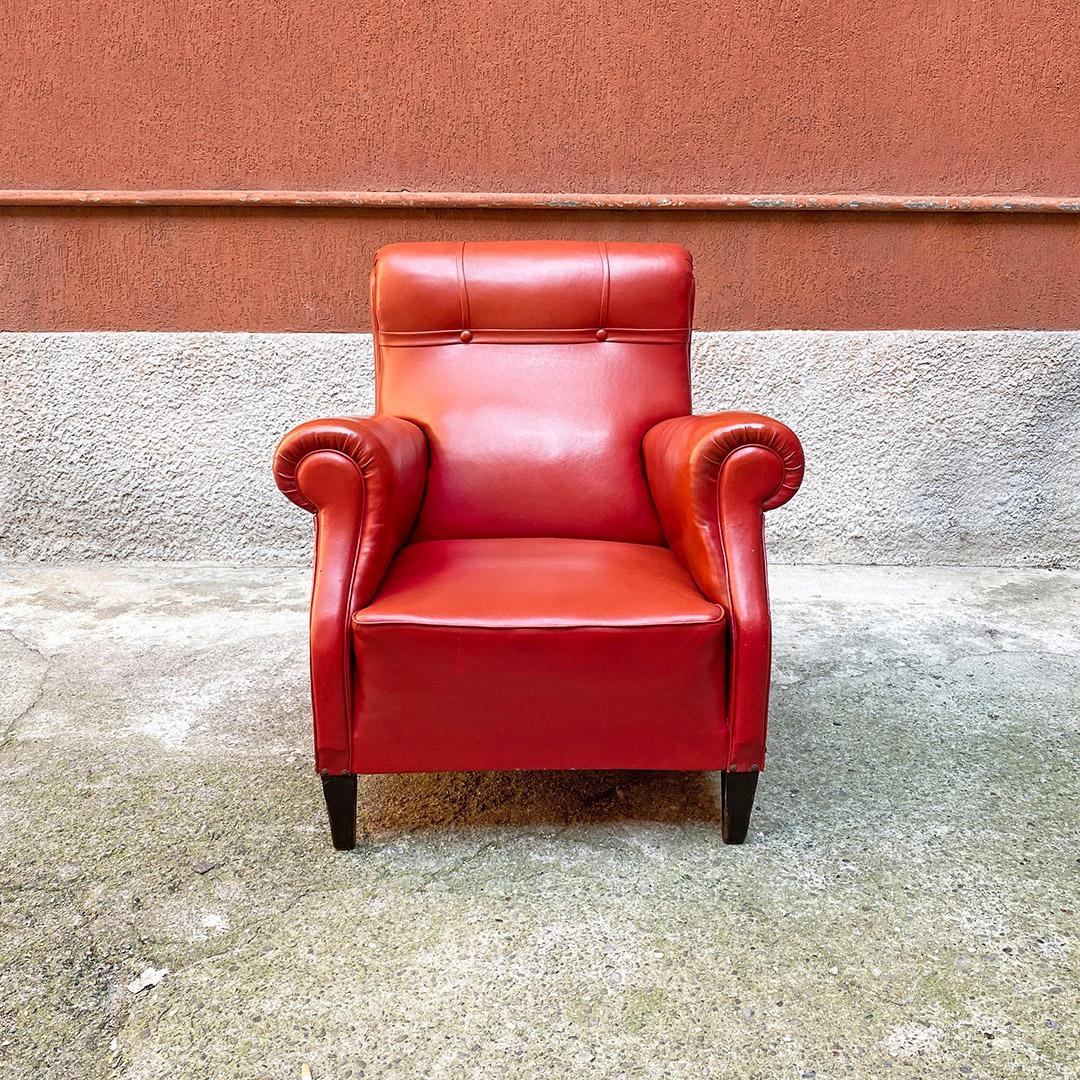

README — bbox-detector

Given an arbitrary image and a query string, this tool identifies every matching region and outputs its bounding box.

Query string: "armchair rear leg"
[320,773,358,850]
[721,771,759,844]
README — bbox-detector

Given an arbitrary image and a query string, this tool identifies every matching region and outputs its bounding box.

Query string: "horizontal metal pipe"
[1,189,1079,212]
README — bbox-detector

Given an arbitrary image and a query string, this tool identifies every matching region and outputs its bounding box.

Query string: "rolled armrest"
[643,412,804,771]
[273,415,427,773]
[643,412,803,599]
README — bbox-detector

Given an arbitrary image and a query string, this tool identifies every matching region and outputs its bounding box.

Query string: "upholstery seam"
[714,446,777,768]
[297,447,368,774]
[353,617,725,630]
[757,446,789,504]
[598,240,611,327]
[377,325,689,336]
[707,437,791,506]
[342,459,366,776]
[371,265,383,410]
[457,242,471,330]
[714,464,736,764]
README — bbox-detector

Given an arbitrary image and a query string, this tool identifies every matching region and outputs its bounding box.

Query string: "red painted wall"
[3,1,1079,330]
[3,206,1078,331]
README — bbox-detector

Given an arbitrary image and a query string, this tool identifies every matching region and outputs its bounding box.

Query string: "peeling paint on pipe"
[2,190,1080,213]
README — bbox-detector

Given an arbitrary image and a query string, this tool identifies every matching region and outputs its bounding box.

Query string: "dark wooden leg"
[321,773,358,850]
[721,771,759,845]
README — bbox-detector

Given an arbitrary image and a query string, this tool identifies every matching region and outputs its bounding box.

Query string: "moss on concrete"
[0,564,1077,1078]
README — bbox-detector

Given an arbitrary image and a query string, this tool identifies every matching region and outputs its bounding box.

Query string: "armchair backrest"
[371,240,694,543]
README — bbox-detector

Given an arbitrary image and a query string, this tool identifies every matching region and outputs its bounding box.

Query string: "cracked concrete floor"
[0,563,1078,1080]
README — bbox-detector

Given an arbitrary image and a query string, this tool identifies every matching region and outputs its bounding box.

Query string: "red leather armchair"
[274,241,803,849]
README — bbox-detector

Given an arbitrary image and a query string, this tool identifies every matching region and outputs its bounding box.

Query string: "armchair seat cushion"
[358,538,724,629]
[351,539,728,772]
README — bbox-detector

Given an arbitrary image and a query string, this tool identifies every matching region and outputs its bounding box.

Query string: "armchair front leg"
[644,412,804,790]
[273,416,427,790]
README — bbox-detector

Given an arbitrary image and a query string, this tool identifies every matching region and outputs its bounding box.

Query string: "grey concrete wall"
[1,331,1077,566]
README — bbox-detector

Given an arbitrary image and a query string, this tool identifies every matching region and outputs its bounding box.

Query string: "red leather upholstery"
[353,539,727,771]
[644,413,804,770]
[274,241,803,790]
[371,241,693,543]
[273,415,427,772]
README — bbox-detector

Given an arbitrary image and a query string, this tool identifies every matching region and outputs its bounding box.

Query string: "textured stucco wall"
[7,209,1080,333]
[7,2,1080,333]
[12,3,1080,195]
[1,331,1077,567]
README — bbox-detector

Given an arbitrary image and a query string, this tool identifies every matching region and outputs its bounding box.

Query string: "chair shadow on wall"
[352,769,724,834]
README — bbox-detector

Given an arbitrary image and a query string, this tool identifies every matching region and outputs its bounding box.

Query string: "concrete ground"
[0,563,1077,1080]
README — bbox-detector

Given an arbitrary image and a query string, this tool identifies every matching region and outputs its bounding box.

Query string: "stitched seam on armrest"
[295,447,367,773]
[714,448,775,767]
[707,432,791,476]
[342,459,366,775]
[707,435,797,511]
[715,465,737,763]
[277,433,369,513]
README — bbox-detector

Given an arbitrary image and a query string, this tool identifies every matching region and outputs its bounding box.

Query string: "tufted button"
[595,329,607,341]
[459,330,472,343]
